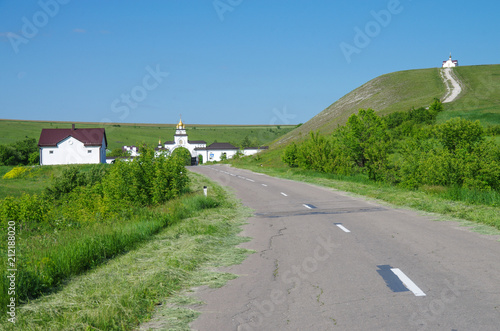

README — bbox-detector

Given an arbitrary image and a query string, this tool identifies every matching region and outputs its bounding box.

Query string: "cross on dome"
[176,115,185,130]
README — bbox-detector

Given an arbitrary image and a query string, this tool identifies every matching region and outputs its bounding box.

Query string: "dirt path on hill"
[440,67,463,103]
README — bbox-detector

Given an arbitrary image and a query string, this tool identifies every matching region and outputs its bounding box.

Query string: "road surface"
[189,165,500,331]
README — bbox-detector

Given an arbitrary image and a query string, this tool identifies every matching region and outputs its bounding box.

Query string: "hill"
[0,120,295,150]
[275,64,500,147]
[437,65,500,124]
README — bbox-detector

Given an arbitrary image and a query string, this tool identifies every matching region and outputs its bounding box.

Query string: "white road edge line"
[390,268,426,297]
[335,224,351,233]
[280,192,288,197]
[261,184,268,187]
[246,179,255,182]
[303,204,312,209]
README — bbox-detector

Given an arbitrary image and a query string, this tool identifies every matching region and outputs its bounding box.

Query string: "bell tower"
[175,116,186,135]
[174,115,187,146]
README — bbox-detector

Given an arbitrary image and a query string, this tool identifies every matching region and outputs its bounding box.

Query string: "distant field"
[0,120,296,150]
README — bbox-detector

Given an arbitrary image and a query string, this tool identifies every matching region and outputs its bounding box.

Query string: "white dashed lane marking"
[334,223,351,233]
[390,268,426,297]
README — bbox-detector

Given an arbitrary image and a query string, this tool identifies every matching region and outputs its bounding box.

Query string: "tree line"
[0,137,39,166]
[282,100,500,191]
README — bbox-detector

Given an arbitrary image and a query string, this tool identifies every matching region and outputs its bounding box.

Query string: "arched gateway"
[123,117,268,163]
[155,118,206,165]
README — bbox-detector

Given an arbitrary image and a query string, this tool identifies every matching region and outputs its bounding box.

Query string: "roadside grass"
[231,155,500,231]
[0,170,219,310]
[1,172,253,330]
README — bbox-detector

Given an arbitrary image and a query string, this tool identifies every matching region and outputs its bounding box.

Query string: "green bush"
[44,165,107,200]
[0,194,51,231]
[281,103,500,193]
[101,147,189,206]
[485,124,500,136]
[436,117,484,152]
[0,138,38,166]
[171,147,192,166]
[282,142,298,167]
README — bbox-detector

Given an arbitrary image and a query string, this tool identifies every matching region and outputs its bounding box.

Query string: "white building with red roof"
[38,124,107,165]
[442,53,458,68]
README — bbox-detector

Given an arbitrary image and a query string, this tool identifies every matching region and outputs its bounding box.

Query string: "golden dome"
[176,118,184,129]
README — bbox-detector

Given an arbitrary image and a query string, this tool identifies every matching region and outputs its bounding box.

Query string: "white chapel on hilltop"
[122,118,268,164]
[442,53,458,68]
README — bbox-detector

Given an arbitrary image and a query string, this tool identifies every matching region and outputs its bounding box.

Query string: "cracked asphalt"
[188,165,500,331]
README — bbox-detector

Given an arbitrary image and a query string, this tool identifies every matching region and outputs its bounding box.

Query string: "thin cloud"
[73,28,86,33]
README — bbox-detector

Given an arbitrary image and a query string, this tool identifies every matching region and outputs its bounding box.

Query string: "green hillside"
[275,64,500,147]
[0,120,294,150]
[437,65,500,124]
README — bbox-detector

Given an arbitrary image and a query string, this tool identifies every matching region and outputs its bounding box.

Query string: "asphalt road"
[188,165,500,331]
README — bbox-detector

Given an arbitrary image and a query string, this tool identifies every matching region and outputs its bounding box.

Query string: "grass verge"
[231,158,500,231]
[0,172,253,330]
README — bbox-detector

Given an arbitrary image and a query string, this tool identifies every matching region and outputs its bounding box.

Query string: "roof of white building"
[38,126,107,147]
[204,142,239,150]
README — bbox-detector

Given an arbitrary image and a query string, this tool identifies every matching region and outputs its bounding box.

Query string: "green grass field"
[0,120,296,150]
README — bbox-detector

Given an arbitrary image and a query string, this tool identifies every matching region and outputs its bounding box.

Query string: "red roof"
[38,127,107,147]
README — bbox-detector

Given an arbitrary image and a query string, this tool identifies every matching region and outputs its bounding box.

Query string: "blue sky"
[1,0,499,125]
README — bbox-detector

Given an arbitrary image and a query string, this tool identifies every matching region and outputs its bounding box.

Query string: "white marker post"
[203,186,208,197]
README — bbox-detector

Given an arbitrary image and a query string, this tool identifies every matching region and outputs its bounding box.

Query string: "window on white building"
[49,151,54,154]
[88,150,92,153]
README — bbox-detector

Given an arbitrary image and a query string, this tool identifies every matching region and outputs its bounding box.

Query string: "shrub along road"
[189,165,500,330]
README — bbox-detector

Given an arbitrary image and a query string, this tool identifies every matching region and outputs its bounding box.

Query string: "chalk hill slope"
[275,64,500,147]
